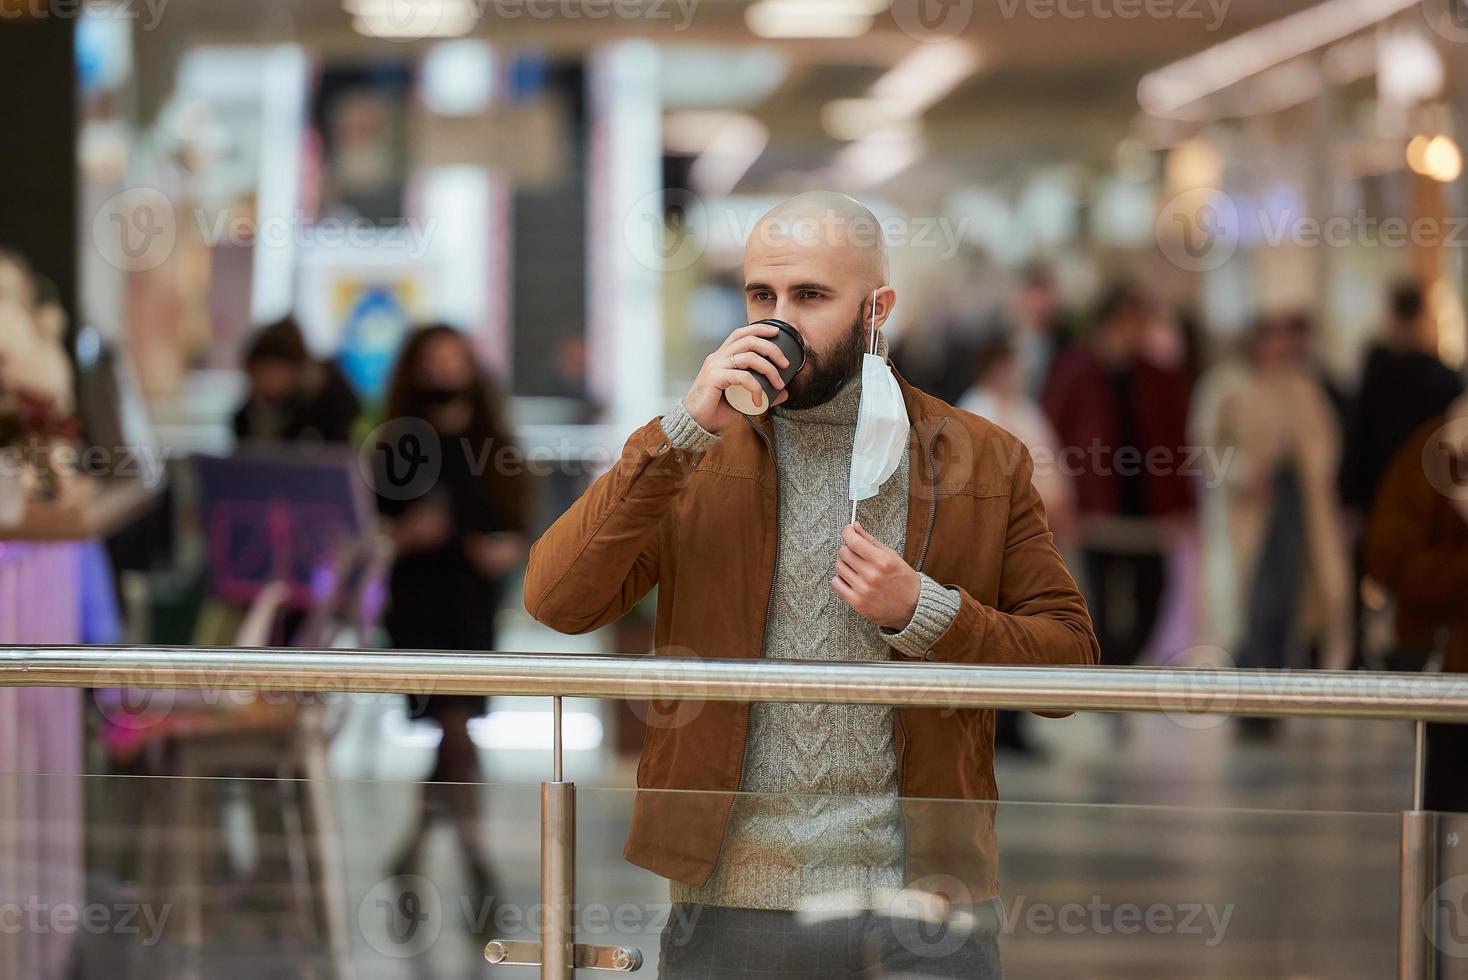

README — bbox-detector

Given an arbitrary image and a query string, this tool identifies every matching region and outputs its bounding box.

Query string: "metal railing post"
[484,694,641,973]
[1400,720,1438,980]
[542,696,575,979]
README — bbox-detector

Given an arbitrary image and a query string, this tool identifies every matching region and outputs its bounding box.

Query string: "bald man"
[526,193,1098,978]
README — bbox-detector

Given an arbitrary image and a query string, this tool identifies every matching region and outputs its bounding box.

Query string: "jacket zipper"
[745,416,780,658]
[895,415,946,884]
[914,416,948,575]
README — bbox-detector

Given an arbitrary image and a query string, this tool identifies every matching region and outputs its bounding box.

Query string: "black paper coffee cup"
[725,319,807,416]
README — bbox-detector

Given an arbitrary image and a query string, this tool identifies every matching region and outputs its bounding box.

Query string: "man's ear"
[874,285,897,330]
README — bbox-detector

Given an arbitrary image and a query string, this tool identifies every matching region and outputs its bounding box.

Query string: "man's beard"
[781,311,866,411]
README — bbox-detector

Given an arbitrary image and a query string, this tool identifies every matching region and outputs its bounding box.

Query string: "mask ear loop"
[869,287,878,355]
[851,287,880,527]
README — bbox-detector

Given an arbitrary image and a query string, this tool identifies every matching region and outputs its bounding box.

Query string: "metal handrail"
[3,645,1467,722]
[3,643,1459,977]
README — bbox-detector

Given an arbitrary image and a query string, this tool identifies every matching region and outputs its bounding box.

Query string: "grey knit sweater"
[656,343,962,912]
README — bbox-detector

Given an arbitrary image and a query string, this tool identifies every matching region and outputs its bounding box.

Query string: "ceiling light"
[690,115,770,196]
[1138,0,1420,118]
[820,97,907,141]
[869,40,980,112]
[745,0,873,38]
[349,0,476,39]
[1407,134,1463,182]
[834,124,924,188]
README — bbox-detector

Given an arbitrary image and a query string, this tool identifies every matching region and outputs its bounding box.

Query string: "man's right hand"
[682,322,792,433]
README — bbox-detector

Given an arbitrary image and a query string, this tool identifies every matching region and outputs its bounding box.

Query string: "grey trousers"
[656,900,1005,979]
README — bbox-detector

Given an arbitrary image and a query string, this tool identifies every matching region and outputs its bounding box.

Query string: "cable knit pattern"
[670,335,960,912]
[660,399,721,453]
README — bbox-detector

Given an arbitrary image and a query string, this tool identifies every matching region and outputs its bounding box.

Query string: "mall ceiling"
[135,0,1331,184]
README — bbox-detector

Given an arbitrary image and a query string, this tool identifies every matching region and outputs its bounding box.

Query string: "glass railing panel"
[0,773,546,978]
[0,771,1434,977]
[1431,810,1468,980]
[573,786,1403,978]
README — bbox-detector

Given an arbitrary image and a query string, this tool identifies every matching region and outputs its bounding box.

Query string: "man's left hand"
[833,522,920,630]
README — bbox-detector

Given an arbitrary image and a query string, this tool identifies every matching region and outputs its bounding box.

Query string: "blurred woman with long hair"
[373,324,529,900]
[1214,316,1351,737]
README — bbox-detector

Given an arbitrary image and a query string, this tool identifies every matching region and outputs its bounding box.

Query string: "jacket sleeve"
[1364,425,1468,622]
[922,447,1101,669]
[524,414,705,634]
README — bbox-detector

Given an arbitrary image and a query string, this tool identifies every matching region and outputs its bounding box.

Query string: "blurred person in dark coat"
[1366,390,1468,810]
[373,324,530,901]
[1042,283,1193,675]
[1341,282,1462,671]
[1011,263,1073,399]
[1341,281,1463,515]
[233,316,361,444]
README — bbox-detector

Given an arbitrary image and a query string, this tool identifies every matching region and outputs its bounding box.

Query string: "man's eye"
[801,291,823,301]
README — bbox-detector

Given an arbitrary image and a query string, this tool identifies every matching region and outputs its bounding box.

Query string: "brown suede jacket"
[1366,414,1468,674]
[523,369,1100,902]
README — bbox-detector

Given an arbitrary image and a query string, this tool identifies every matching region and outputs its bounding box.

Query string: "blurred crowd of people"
[897,269,1466,796]
[229,264,1468,814]
[233,316,529,897]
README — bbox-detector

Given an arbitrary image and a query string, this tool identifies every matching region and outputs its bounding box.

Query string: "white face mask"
[848,288,910,513]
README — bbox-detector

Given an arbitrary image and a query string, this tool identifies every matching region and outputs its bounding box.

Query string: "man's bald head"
[741,191,897,410]
[748,192,889,289]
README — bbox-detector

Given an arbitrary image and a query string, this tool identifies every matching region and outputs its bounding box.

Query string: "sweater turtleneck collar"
[773,330,889,428]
